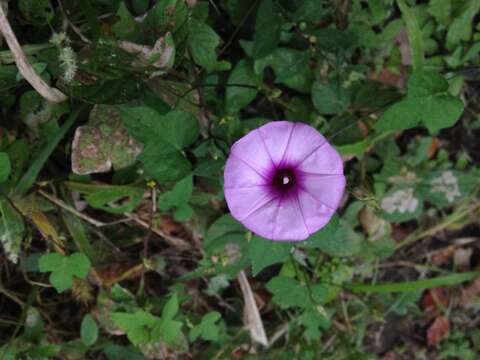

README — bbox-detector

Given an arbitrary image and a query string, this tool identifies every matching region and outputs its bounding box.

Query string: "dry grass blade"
[237,270,269,347]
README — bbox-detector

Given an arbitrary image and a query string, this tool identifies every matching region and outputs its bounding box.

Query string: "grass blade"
[13,106,84,196]
[347,272,479,293]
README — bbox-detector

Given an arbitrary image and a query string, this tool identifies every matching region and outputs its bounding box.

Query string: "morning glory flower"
[224,121,346,241]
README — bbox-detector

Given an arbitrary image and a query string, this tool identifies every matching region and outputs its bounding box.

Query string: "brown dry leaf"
[427,316,450,347]
[422,287,449,316]
[460,278,480,309]
[453,247,473,271]
[359,206,391,242]
[429,245,456,266]
[427,137,440,159]
[118,32,175,70]
[91,263,145,287]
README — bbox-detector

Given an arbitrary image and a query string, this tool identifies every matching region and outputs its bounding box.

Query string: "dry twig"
[0,4,67,102]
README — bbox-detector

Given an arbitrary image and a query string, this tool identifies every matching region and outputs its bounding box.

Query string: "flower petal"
[224,154,269,189]
[257,121,295,166]
[225,185,275,222]
[296,141,344,175]
[239,196,281,240]
[272,195,310,241]
[280,123,327,167]
[297,190,336,234]
[231,128,274,175]
[299,174,346,209]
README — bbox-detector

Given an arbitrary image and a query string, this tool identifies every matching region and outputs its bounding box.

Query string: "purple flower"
[224,121,346,241]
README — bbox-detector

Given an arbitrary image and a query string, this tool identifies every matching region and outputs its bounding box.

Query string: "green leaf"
[301,215,363,257]
[151,293,182,345]
[161,293,179,322]
[311,81,350,115]
[80,314,98,346]
[249,236,292,276]
[397,0,424,71]
[112,2,139,41]
[292,0,324,22]
[14,107,83,196]
[189,312,221,342]
[347,272,480,293]
[78,0,101,41]
[446,0,480,49]
[226,60,261,113]
[188,20,220,72]
[203,214,245,252]
[375,72,464,133]
[38,252,91,293]
[173,204,194,221]
[19,0,53,24]
[0,153,11,183]
[252,0,282,59]
[427,0,451,26]
[111,310,158,345]
[159,175,193,214]
[85,186,144,214]
[423,169,477,207]
[144,0,188,32]
[119,106,197,183]
[255,48,313,93]
[266,276,310,308]
[139,143,192,183]
[119,107,199,150]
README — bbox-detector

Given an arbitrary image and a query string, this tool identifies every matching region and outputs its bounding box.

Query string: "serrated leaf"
[249,236,292,276]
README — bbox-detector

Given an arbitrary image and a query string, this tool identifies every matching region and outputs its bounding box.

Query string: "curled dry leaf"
[453,247,472,271]
[427,315,449,347]
[460,278,480,309]
[422,287,448,316]
[118,32,175,71]
[359,206,391,242]
[71,105,142,175]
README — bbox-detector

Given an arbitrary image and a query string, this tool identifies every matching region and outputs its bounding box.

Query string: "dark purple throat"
[272,168,297,192]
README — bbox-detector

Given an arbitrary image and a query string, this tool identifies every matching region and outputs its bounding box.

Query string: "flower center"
[272,168,296,191]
